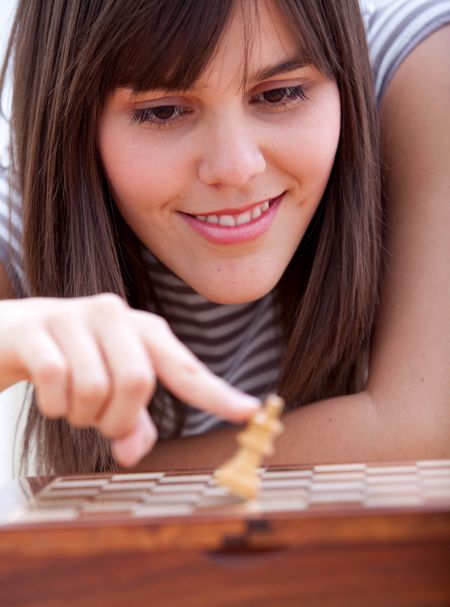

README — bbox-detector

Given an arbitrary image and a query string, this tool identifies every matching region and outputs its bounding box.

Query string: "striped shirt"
[141,249,283,437]
[362,0,450,99]
[1,0,449,437]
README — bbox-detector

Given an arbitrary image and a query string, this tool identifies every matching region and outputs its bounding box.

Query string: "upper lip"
[186,193,283,217]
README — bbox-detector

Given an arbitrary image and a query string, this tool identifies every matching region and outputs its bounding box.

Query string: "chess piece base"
[214,467,259,500]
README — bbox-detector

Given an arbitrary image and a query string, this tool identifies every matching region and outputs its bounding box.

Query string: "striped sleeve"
[363,0,450,101]
[0,165,26,296]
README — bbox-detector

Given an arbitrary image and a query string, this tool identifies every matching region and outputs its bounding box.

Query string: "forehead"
[189,0,302,92]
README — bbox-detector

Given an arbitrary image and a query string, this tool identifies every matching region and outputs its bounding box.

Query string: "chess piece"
[214,394,284,500]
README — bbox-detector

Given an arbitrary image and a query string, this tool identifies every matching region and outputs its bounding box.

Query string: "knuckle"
[120,371,155,400]
[169,370,198,397]
[175,360,201,387]
[148,313,170,333]
[33,358,68,386]
[73,378,109,405]
[47,307,70,325]
[97,292,126,309]
[91,293,127,317]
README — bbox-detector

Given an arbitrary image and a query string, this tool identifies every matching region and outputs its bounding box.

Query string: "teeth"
[251,207,262,220]
[195,199,272,226]
[236,211,252,225]
[219,215,235,227]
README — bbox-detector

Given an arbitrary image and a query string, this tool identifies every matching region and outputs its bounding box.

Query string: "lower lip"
[180,194,284,245]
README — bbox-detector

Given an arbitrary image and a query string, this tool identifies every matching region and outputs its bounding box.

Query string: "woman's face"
[97,1,340,304]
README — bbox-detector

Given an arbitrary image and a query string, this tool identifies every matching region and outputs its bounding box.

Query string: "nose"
[198,115,266,188]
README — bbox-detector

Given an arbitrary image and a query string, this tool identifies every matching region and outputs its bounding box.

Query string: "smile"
[180,193,284,245]
[193,200,270,227]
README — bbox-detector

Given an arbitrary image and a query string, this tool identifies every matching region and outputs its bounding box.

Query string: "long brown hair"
[0,0,381,475]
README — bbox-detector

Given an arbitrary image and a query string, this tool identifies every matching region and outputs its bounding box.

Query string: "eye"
[251,85,309,111]
[130,105,192,128]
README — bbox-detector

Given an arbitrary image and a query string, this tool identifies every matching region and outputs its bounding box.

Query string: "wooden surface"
[0,460,449,607]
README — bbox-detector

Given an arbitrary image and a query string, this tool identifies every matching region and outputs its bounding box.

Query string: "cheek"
[296,124,339,176]
[98,124,188,212]
[272,93,341,193]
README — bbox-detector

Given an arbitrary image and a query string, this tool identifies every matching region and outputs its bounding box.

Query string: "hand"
[0,294,260,466]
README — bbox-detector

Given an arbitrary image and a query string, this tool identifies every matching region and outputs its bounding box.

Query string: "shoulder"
[361,0,450,100]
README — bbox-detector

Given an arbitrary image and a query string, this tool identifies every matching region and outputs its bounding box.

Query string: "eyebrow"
[252,57,311,82]
[128,57,310,98]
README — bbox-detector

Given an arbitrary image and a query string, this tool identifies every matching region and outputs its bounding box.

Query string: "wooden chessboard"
[2,459,450,526]
[1,460,449,607]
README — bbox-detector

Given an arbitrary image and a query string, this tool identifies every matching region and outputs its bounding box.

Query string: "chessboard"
[1,459,450,527]
[1,460,449,607]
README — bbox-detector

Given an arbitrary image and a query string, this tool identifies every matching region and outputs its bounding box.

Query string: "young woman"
[0,0,449,475]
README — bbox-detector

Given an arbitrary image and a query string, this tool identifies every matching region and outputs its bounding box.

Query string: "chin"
[194,283,274,305]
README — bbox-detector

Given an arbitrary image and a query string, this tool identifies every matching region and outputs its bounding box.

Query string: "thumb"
[110,408,158,468]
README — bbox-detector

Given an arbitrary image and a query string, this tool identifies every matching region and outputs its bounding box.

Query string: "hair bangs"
[274,0,339,79]
[103,0,236,93]
[84,0,336,102]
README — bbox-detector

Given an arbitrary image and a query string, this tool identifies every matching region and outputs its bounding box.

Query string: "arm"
[137,26,450,471]
[365,24,450,459]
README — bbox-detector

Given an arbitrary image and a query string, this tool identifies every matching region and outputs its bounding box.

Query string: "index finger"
[132,312,260,421]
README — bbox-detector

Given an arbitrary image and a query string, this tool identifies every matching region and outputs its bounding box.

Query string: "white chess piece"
[214,394,284,500]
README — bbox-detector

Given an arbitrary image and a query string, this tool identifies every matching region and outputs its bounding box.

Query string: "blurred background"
[0,0,15,154]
